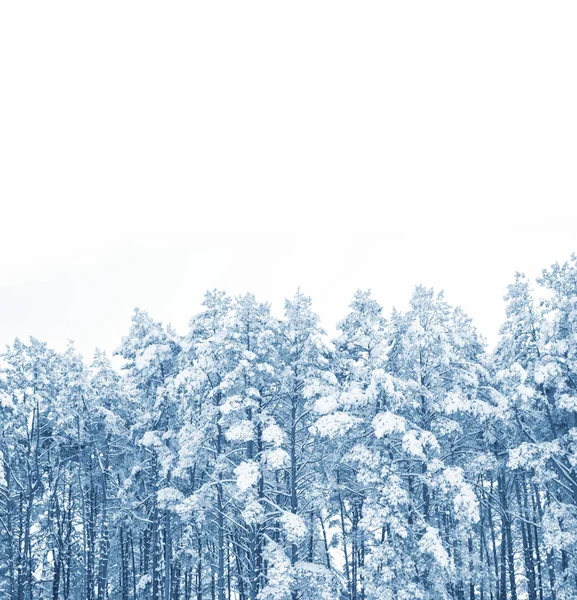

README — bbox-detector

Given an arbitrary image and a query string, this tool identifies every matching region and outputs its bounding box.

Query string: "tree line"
[2,255,577,600]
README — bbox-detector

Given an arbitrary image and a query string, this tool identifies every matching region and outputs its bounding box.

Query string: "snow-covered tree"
[2,255,577,600]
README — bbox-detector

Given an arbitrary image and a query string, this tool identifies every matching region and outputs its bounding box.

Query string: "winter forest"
[2,256,577,600]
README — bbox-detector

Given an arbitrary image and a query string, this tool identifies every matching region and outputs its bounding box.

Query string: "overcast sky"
[1,2,576,360]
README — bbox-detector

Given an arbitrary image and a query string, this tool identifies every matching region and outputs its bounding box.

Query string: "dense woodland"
[2,256,577,600]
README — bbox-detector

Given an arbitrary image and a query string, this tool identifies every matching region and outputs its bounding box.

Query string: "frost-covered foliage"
[3,256,577,600]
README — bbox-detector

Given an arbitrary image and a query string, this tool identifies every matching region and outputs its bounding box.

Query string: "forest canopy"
[2,255,577,600]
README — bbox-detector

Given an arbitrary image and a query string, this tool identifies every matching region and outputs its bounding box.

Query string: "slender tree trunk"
[129,529,137,600]
[97,442,110,600]
[514,476,536,600]
[164,508,172,600]
[338,489,351,600]
[120,527,129,600]
[498,474,517,600]
[216,419,225,600]
[6,462,15,600]
[152,495,160,600]
[289,394,298,600]
[319,512,331,570]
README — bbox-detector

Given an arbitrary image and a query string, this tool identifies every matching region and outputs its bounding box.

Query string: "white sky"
[1,2,576,360]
